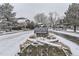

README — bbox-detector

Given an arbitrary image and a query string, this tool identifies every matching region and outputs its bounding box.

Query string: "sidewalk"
[0,30,24,36]
[50,29,79,38]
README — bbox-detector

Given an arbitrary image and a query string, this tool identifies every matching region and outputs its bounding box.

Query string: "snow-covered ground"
[0,29,79,56]
[0,30,24,36]
[67,29,79,32]
[0,30,33,56]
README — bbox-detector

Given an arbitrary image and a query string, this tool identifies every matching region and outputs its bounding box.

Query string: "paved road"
[0,30,33,56]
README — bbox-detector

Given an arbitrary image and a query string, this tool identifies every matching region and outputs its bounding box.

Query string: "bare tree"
[34,13,47,25]
[48,12,58,28]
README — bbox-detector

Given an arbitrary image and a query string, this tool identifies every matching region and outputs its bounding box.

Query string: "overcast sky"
[11,3,70,20]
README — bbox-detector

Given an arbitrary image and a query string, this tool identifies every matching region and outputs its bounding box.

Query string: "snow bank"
[53,34,79,56]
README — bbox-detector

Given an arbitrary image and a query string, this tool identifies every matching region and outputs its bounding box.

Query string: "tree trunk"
[73,25,76,32]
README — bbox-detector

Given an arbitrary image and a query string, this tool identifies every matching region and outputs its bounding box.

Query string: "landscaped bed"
[18,33,72,56]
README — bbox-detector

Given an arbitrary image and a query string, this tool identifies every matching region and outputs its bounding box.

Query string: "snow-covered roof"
[17,20,26,23]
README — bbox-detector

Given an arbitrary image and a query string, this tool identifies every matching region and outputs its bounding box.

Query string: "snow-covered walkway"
[50,29,79,38]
